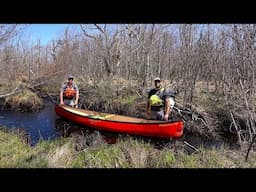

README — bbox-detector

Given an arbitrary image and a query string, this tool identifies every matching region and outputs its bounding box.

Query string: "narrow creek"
[0,99,60,145]
[0,98,239,150]
[0,98,118,146]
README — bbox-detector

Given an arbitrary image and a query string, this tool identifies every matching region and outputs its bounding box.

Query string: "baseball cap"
[154,77,161,82]
[68,75,74,80]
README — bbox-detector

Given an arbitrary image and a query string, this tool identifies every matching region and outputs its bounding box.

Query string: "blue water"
[0,99,60,146]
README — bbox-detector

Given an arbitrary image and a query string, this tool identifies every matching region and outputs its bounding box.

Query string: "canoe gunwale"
[56,104,183,125]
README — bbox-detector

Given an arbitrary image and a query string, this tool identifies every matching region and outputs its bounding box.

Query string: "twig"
[0,84,22,98]
[173,106,183,115]
[245,133,256,162]
[46,93,57,104]
[184,141,201,153]
[230,111,242,145]
[134,90,142,97]
[80,24,97,40]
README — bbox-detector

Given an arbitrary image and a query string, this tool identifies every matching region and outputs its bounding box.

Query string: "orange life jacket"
[63,86,76,99]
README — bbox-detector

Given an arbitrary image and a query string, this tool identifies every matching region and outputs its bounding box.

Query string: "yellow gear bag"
[149,95,163,106]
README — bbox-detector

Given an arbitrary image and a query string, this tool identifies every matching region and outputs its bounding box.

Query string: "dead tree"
[80,24,123,78]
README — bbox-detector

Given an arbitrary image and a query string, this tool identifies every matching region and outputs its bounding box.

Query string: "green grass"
[1,127,256,168]
[0,127,71,168]
[153,149,176,168]
[0,128,47,167]
[72,144,128,168]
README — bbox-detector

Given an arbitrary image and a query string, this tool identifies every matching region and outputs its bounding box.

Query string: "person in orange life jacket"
[146,77,175,121]
[60,75,79,107]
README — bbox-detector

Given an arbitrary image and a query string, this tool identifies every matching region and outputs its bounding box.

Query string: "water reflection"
[54,118,118,145]
[0,99,58,146]
[0,98,171,147]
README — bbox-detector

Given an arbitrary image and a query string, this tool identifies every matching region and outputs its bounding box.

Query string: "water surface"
[0,99,59,145]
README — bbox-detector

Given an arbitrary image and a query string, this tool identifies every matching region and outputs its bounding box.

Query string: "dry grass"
[120,137,152,168]
[4,89,43,112]
[46,142,74,168]
[2,126,256,168]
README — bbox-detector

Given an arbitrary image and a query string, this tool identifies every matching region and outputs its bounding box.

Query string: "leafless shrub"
[2,24,256,145]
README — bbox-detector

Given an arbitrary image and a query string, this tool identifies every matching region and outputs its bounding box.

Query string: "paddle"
[87,114,114,120]
[63,106,114,120]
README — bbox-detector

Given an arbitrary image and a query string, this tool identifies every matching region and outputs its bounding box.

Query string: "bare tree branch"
[80,24,97,40]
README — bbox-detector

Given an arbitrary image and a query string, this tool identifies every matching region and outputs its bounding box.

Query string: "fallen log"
[0,84,22,98]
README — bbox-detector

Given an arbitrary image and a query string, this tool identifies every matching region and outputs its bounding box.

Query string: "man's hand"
[163,113,169,121]
[60,101,64,105]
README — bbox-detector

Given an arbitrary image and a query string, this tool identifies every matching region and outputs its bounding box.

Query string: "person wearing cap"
[146,77,175,121]
[60,75,79,107]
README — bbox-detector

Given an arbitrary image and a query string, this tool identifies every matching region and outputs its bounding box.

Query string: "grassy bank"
[0,82,43,112]
[1,127,256,168]
[1,77,255,167]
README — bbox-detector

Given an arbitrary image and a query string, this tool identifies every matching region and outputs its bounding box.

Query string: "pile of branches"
[173,102,224,140]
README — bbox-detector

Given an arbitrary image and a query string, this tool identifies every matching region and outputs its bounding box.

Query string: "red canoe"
[55,104,184,139]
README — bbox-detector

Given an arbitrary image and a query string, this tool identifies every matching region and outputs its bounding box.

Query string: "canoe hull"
[55,104,184,139]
